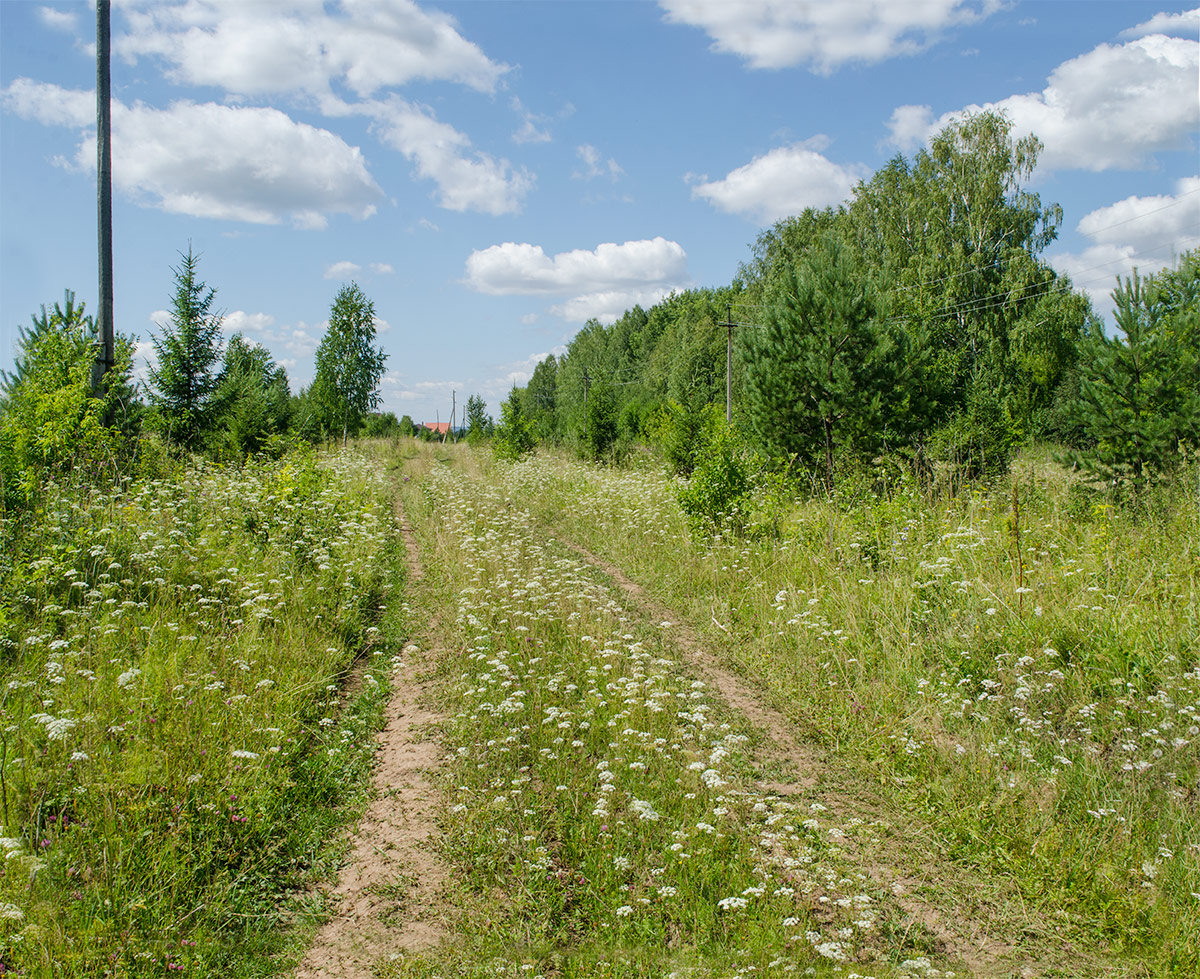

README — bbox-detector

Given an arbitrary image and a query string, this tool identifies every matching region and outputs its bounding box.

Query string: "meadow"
[0,446,408,975]
[0,439,1195,977]
[388,442,1198,978]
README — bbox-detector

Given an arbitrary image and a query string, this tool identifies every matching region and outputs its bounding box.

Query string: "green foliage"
[0,292,135,510]
[742,233,900,491]
[464,393,492,445]
[311,282,388,444]
[524,355,559,441]
[147,246,224,450]
[845,112,1087,471]
[207,334,292,458]
[581,378,618,459]
[363,411,402,438]
[497,111,1094,487]
[676,406,755,535]
[1065,254,1200,489]
[648,398,707,477]
[0,445,402,974]
[493,386,536,460]
[398,414,416,436]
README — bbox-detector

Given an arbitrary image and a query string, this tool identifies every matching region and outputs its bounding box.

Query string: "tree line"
[495,113,1198,494]
[0,245,391,512]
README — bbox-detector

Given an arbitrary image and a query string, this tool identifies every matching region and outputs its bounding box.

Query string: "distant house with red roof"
[420,421,451,436]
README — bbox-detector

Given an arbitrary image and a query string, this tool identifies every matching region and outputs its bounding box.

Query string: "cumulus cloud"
[1047,176,1200,319]
[885,33,1199,171]
[2,80,384,227]
[464,237,689,323]
[119,0,508,98]
[549,288,685,325]
[370,262,395,275]
[689,142,868,224]
[659,0,1002,73]
[37,7,77,33]
[222,310,278,335]
[366,96,533,214]
[1120,7,1200,39]
[325,261,362,279]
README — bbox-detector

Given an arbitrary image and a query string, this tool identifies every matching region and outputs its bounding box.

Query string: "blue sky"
[2,0,1197,425]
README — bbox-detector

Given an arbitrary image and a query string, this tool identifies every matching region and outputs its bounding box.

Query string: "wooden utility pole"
[720,303,737,422]
[92,0,114,394]
[582,368,590,440]
[450,390,456,443]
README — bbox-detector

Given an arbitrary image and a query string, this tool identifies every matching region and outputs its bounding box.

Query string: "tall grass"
[391,445,922,977]
[0,444,405,975]
[485,448,1199,976]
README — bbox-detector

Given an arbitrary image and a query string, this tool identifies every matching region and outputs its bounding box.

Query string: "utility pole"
[719,302,738,423]
[92,0,114,395]
[582,368,590,440]
[450,390,456,443]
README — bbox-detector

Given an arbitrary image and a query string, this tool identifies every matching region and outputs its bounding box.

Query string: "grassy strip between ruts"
[488,446,1199,977]
[388,443,953,979]
[0,443,408,976]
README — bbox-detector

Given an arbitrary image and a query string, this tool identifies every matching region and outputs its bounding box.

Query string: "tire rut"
[294,498,449,978]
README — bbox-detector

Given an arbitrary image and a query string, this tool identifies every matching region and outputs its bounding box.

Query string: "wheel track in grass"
[549,532,1051,978]
[294,497,449,978]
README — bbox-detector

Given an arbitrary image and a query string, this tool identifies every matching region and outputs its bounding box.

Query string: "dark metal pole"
[93,0,114,394]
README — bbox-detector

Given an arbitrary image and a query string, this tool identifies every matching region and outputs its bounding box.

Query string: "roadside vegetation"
[0,445,405,974]
[0,108,1196,977]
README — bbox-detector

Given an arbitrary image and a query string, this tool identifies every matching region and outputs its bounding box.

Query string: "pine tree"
[742,233,900,491]
[148,246,223,450]
[1068,256,1200,488]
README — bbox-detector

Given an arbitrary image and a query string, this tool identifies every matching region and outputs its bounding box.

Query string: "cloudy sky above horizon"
[2,1,1197,422]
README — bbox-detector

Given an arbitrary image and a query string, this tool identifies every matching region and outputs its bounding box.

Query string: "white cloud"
[118,0,508,98]
[366,96,533,214]
[1121,7,1200,39]
[3,80,384,226]
[2,77,92,127]
[465,237,687,296]
[511,96,552,144]
[690,143,868,224]
[37,7,77,33]
[325,261,362,279]
[1047,176,1200,319]
[549,288,684,325]
[886,33,1199,171]
[223,310,278,335]
[132,340,158,388]
[370,262,395,275]
[465,237,690,324]
[574,144,624,181]
[659,0,1002,73]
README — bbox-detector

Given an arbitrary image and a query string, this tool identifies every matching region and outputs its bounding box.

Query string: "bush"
[494,388,536,460]
[676,406,755,535]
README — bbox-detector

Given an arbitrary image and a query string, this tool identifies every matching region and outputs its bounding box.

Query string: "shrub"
[677,406,755,535]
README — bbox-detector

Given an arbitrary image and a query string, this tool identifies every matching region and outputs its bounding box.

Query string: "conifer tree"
[1069,255,1200,488]
[742,233,901,491]
[148,246,223,450]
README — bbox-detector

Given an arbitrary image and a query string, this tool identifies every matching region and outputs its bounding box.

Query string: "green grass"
[5,436,1195,977]
[479,445,1199,976]
[0,444,408,975]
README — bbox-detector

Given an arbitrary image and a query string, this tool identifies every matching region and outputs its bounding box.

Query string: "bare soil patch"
[294,500,449,978]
